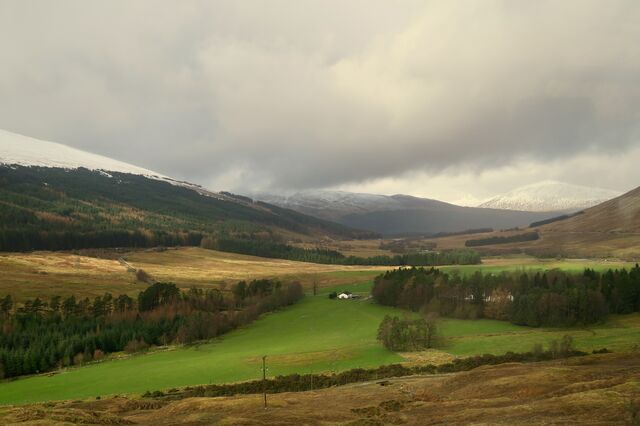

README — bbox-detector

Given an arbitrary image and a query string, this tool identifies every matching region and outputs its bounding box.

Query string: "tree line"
[203,236,481,266]
[0,280,303,379]
[372,266,640,327]
[149,344,595,400]
[465,232,539,247]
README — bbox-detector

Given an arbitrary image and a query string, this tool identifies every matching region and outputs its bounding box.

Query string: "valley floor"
[1,352,638,425]
[1,248,638,407]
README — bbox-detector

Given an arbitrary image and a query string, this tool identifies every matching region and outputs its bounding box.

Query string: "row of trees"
[204,237,481,266]
[372,266,640,327]
[0,229,205,252]
[464,232,539,247]
[0,280,304,379]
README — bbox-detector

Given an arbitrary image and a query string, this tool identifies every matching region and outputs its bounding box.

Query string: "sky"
[1,0,639,204]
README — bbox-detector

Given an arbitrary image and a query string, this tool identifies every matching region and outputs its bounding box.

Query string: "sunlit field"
[1,274,638,405]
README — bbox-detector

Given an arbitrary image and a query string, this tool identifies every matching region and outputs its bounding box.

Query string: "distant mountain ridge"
[478,180,621,212]
[255,190,557,236]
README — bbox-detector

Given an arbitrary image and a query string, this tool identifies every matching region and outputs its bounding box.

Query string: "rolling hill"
[430,185,640,258]
[0,130,370,251]
[256,191,557,235]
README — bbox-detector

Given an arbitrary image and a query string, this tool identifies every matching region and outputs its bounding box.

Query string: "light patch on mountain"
[478,181,621,212]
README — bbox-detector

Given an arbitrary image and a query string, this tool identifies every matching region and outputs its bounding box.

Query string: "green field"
[1,266,639,405]
[440,257,635,276]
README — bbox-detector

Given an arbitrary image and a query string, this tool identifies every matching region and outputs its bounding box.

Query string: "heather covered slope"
[1,353,638,425]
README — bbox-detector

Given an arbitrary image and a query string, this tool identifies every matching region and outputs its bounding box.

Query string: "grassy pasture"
[1,275,639,405]
[0,248,638,405]
[440,256,635,276]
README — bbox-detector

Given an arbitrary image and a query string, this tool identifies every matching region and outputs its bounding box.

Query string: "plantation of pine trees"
[0,280,303,379]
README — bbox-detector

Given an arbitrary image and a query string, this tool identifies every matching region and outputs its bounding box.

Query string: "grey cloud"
[0,0,639,193]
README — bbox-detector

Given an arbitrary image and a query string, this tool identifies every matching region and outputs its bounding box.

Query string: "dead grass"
[0,252,142,301]
[0,247,386,302]
[399,349,457,366]
[292,239,393,257]
[426,227,640,260]
[2,352,638,425]
[124,247,387,288]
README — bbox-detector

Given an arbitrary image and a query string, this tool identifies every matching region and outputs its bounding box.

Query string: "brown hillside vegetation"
[0,248,386,301]
[429,185,640,259]
[1,353,639,425]
[541,186,640,233]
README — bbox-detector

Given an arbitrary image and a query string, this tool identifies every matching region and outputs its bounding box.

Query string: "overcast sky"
[1,0,639,204]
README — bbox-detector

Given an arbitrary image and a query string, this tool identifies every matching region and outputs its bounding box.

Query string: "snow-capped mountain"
[0,128,216,196]
[254,190,453,221]
[0,129,167,177]
[0,129,367,245]
[478,181,621,212]
[255,190,556,235]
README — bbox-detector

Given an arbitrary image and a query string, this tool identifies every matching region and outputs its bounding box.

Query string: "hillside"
[479,180,621,212]
[0,130,369,251]
[540,185,640,233]
[430,185,640,258]
[1,353,637,424]
[256,191,556,235]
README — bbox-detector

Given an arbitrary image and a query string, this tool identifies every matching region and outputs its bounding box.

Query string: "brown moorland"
[1,352,638,425]
[424,185,640,259]
[0,247,387,302]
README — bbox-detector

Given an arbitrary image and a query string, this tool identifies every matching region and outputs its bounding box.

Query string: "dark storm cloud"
[0,0,639,193]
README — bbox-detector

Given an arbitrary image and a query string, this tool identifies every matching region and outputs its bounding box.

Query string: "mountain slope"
[256,191,557,235]
[1,129,173,181]
[430,185,640,258]
[539,186,640,233]
[478,180,621,212]
[0,130,369,251]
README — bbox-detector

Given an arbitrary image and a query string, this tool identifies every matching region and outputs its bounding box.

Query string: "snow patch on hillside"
[254,190,452,220]
[478,180,621,212]
[0,129,169,178]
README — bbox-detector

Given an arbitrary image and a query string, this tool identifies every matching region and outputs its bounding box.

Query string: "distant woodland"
[465,232,539,247]
[372,266,640,327]
[203,236,481,266]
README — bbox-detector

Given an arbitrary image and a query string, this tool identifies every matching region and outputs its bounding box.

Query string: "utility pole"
[262,355,267,409]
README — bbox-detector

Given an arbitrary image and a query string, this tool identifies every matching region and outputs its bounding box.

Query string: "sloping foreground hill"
[0,165,369,251]
[1,353,637,424]
[430,185,640,258]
